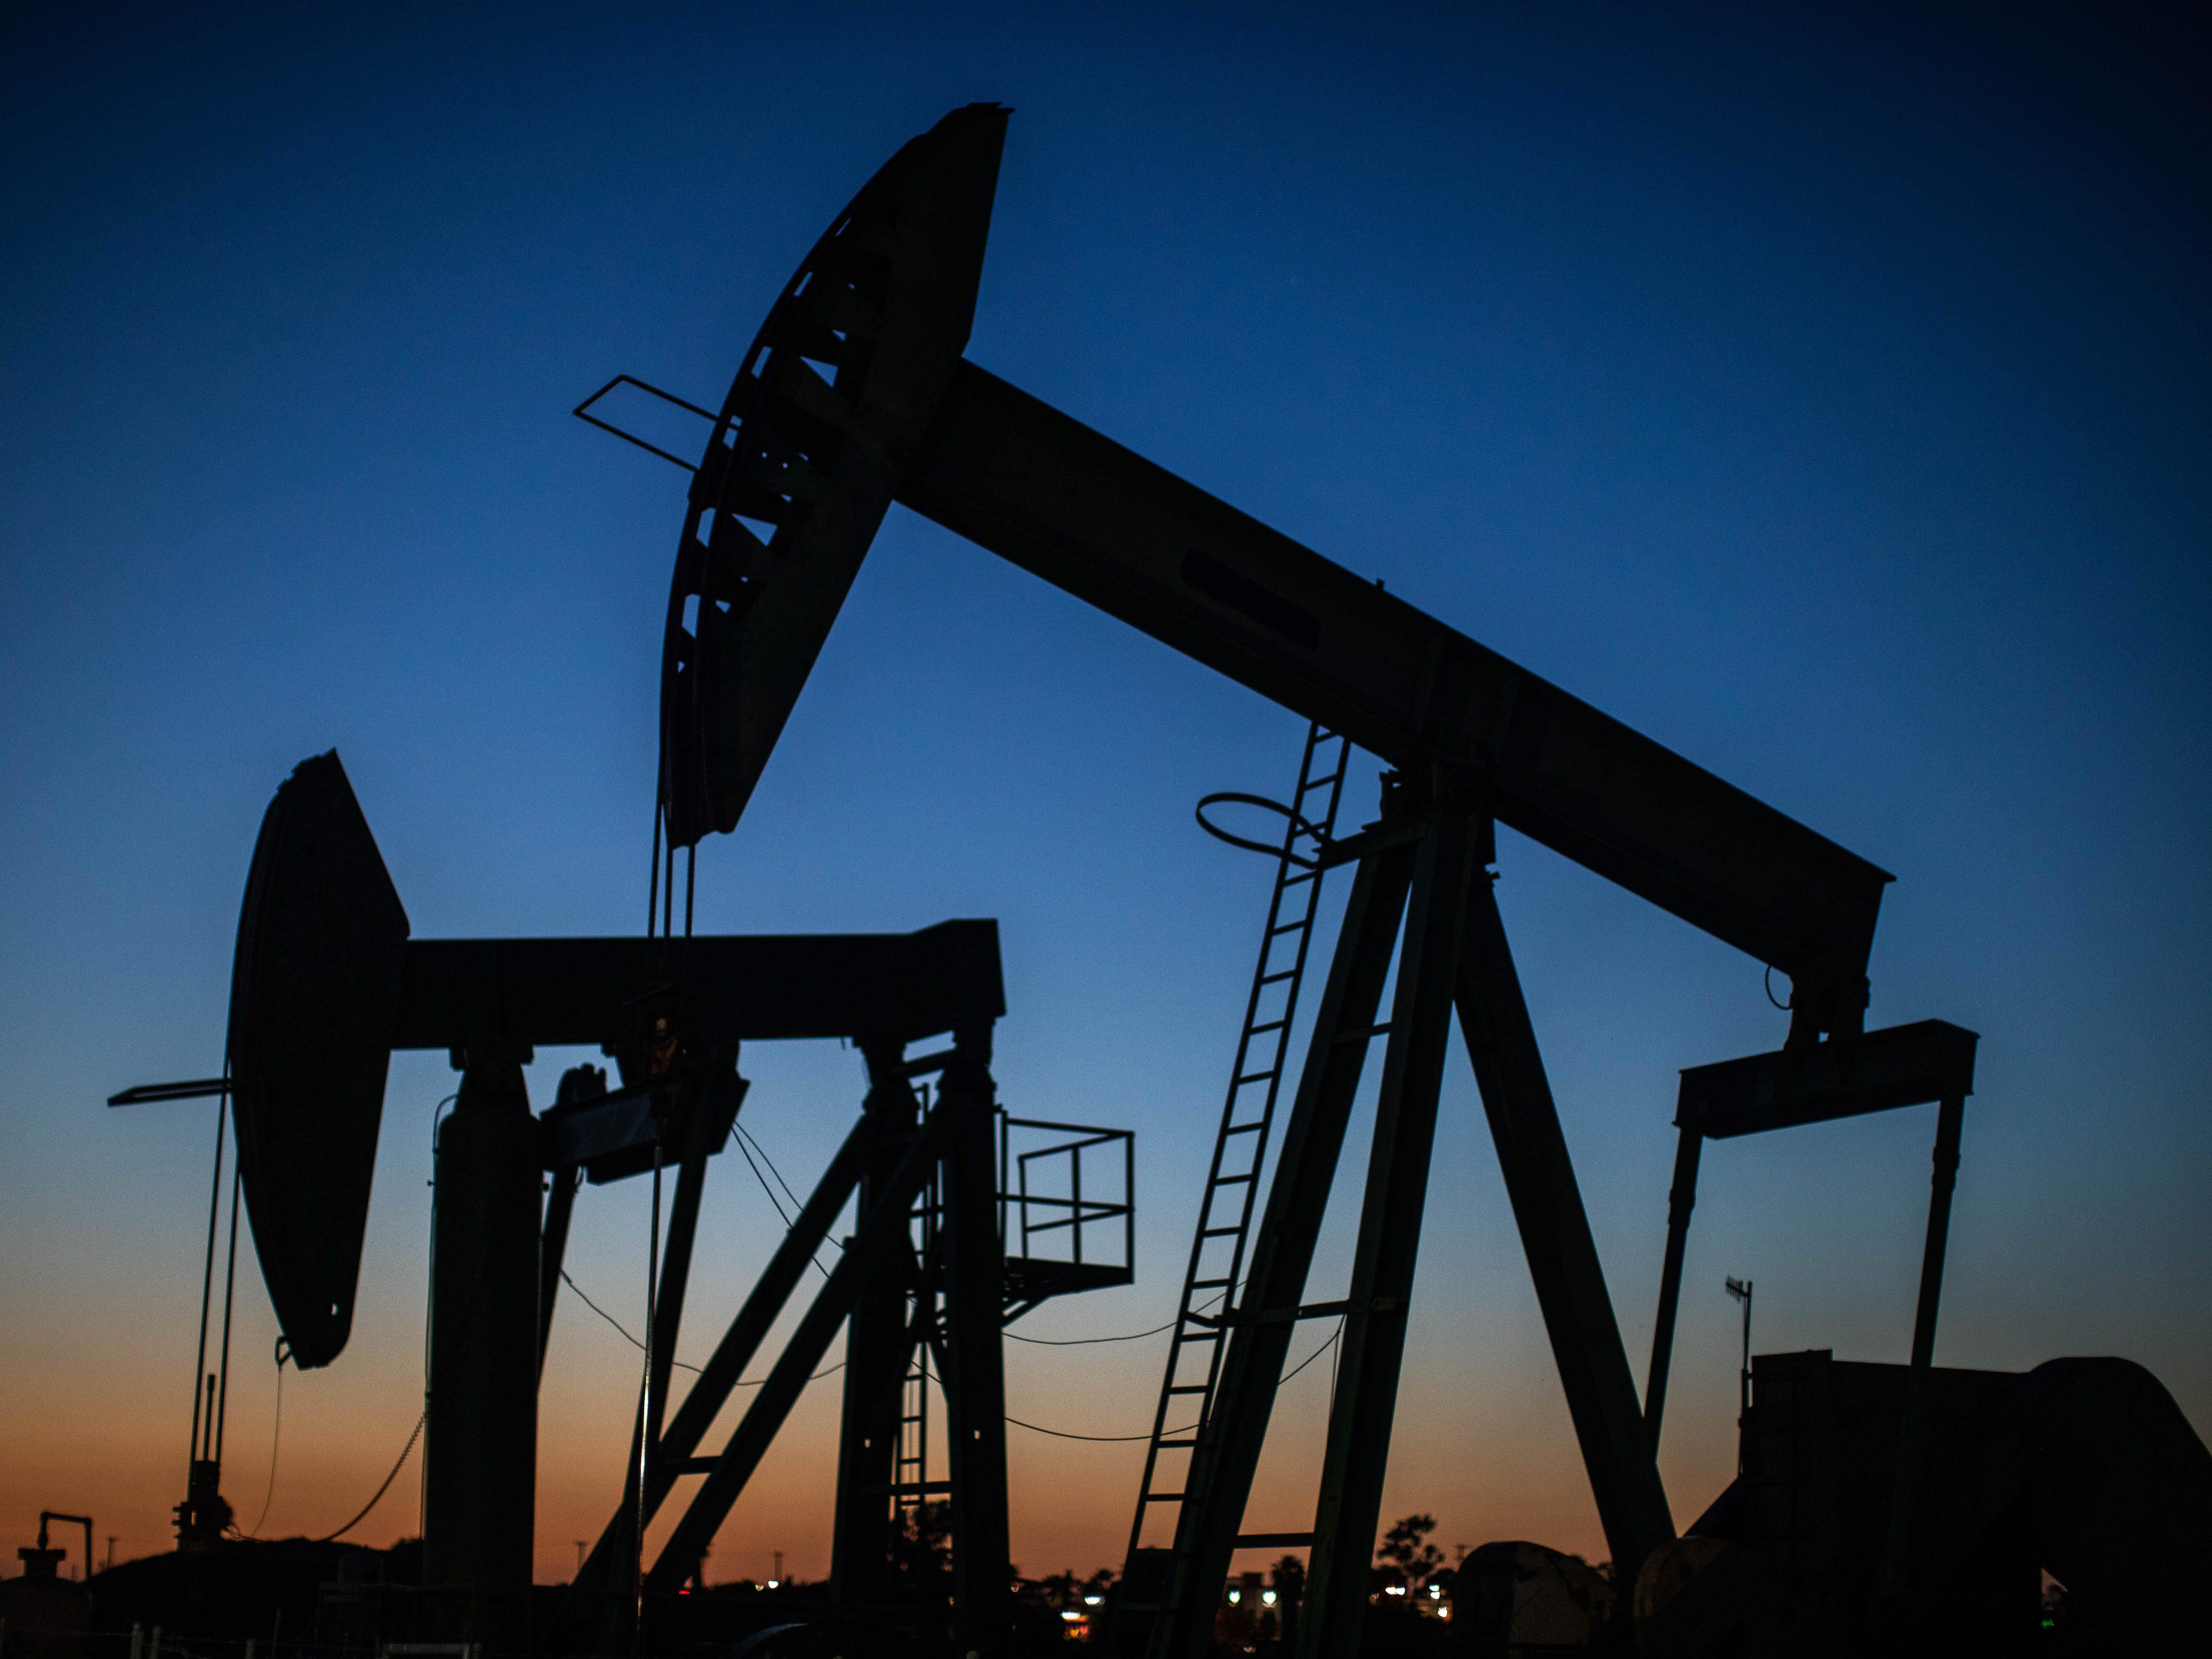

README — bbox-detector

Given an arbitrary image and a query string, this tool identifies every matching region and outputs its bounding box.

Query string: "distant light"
[1061,1610,1084,1623]
[1261,1590,1276,1606]
[1083,1595,1102,1606]
[1227,1588,1241,1604]
[1428,1585,1441,1599]
[766,1580,779,1589]
[1438,1607,1450,1621]
[1385,1585,1404,1596]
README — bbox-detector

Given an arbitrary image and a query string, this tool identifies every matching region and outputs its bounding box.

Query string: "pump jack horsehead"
[608,102,1938,1657]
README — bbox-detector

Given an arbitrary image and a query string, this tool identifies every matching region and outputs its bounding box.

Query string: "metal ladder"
[1123,723,1351,1570]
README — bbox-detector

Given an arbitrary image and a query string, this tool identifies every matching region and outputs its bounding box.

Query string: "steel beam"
[939,1022,1013,1657]
[423,1058,541,1652]
[1641,1124,1703,1449]
[1676,1020,1978,1141]
[643,1068,732,1454]
[1151,839,1417,1659]
[537,1163,579,1385]
[644,1107,952,1593]
[393,920,1006,1052]
[552,1109,878,1642]
[1453,874,1676,1582]
[1910,1095,1966,1372]
[1298,805,1481,1659]
[900,362,1891,1032]
[832,1040,925,1604]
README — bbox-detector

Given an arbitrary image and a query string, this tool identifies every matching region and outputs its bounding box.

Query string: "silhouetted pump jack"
[124,752,1135,1658]
[589,103,1906,1657]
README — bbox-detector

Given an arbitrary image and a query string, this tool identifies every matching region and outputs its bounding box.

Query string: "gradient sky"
[4,2,2207,1589]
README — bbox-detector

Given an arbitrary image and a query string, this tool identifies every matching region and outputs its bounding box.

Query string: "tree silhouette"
[1376,1512,1444,1592]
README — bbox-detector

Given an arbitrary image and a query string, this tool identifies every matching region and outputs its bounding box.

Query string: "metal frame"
[569,104,1973,1659]
[1640,1020,1980,1450]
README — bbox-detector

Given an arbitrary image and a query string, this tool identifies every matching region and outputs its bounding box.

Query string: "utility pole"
[1725,1278,1753,1470]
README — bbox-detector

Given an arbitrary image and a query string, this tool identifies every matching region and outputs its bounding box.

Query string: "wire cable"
[923,1324,1331,1446]
[734,1121,811,1222]
[728,1132,836,1281]
[246,1343,286,1537]
[1004,1289,1227,1347]
[563,1269,701,1374]
[315,1410,425,1543]
[558,1269,843,1388]
[1008,1416,1200,1444]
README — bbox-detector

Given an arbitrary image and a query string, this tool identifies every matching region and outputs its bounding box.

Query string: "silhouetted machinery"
[577,103,2209,1654]
[122,103,2211,1659]
[125,751,1135,1656]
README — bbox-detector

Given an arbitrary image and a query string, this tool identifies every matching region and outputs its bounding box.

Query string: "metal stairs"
[1117,723,1351,1617]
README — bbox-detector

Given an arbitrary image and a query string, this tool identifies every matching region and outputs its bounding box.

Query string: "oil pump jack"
[586,102,2212,1655]
[118,748,1136,1656]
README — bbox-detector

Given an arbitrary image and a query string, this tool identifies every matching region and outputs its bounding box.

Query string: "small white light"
[1061,1610,1083,1622]
[1385,1585,1404,1596]
[1429,1585,1441,1599]
[1083,1595,1102,1606]
[766,1580,779,1589]
[1261,1589,1277,1606]
[1227,1588,1241,1604]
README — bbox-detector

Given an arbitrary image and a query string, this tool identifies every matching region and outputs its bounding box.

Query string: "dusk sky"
[4,3,2207,1589]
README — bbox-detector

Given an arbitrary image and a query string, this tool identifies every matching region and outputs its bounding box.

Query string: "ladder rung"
[1142,1491,1187,1503]
[1266,920,1307,937]
[1258,970,1297,985]
[1333,1021,1391,1045]
[1199,1226,1243,1238]
[1156,1438,1200,1449]
[1210,1172,1254,1186]
[1222,1121,1265,1136]
[1166,1384,1211,1394]
[1247,1018,1288,1035]
[1234,1070,1276,1086]
[1280,869,1319,887]
[1191,1277,1233,1288]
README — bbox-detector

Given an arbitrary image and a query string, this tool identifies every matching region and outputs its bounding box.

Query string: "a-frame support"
[547,1023,1015,1659]
[1148,772,1674,1659]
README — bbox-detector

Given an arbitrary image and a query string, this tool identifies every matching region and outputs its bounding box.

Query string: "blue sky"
[3,2,2206,1582]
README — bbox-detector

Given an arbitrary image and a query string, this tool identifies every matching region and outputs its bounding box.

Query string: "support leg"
[940,1021,1012,1658]
[1643,1124,1704,1449]
[1910,1095,1965,1370]
[538,1165,580,1384]
[552,1110,877,1645]
[645,1104,952,1593]
[645,1070,729,1451]
[1298,805,1481,1659]
[1153,838,1417,1659]
[1453,875,1675,1584]
[833,1041,924,1604]
[424,1057,542,1653]
[1880,1093,1968,1596]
